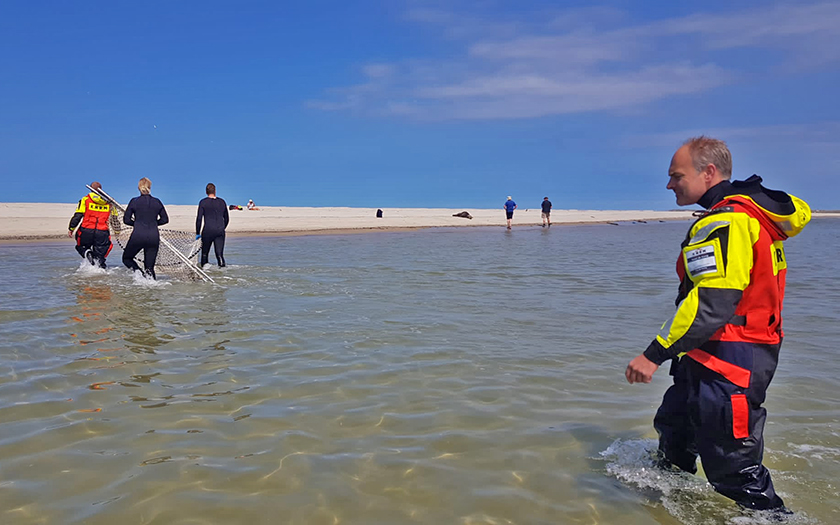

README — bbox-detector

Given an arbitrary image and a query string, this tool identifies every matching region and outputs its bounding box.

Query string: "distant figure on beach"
[68,181,115,268]
[246,199,260,210]
[625,136,811,512]
[452,211,473,219]
[122,177,169,280]
[503,196,517,229]
[196,183,229,268]
[541,197,552,228]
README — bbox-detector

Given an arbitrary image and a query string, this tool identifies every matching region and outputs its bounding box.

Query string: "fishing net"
[93,186,210,282]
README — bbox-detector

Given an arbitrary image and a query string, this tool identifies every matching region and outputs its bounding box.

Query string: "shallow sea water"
[0,220,838,525]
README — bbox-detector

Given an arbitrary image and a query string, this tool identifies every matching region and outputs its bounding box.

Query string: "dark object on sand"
[452,211,473,219]
[229,204,243,210]
[376,209,383,218]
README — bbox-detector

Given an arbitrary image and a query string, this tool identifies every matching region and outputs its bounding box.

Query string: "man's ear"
[703,163,718,182]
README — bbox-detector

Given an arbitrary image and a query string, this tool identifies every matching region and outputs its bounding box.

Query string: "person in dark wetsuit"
[195,182,229,267]
[122,177,169,279]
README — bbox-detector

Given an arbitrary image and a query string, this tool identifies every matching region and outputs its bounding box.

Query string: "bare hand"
[67,230,73,238]
[625,354,659,384]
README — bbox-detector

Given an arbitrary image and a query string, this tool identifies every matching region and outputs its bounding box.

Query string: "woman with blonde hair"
[122,177,169,279]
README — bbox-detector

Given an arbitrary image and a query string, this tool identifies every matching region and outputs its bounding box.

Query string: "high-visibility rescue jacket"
[643,176,810,373]
[69,192,114,232]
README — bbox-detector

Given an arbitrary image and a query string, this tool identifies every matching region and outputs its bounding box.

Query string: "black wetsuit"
[196,196,229,267]
[122,194,169,279]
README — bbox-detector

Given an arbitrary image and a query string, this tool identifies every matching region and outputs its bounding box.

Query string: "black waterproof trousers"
[654,341,784,510]
[75,228,112,268]
[122,236,160,280]
[200,231,226,267]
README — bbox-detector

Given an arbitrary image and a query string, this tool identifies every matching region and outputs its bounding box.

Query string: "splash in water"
[600,439,814,525]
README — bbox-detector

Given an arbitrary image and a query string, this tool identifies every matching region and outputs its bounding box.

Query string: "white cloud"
[308,2,840,120]
[659,3,840,50]
[624,121,840,149]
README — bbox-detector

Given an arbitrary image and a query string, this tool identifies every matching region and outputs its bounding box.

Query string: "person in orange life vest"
[68,181,115,268]
[625,137,810,511]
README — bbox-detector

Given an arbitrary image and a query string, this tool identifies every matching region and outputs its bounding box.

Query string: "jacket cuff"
[643,339,671,365]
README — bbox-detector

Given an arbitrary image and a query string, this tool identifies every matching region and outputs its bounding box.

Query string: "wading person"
[122,177,169,279]
[503,196,516,229]
[625,136,810,512]
[195,182,229,267]
[541,196,552,228]
[68,181,114,268]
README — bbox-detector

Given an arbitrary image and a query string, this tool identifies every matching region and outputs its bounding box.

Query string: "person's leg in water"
[688,346,786,511]
[76,228,95,264]
[654,357,699,473]
[122,237,144,274]
[200,234,212,267]
[92,229,112,269]
[74,233,87,258]
[213,233,226,267]
[143,243,160,280]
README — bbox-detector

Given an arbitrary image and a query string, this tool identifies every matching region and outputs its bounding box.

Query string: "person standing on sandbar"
[195,183,229,267]
[503,196,517,230]
[122,177,169,279]
[541,197,552,228]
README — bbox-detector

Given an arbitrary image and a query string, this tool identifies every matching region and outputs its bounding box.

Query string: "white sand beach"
[1,202,835,243]
[0,202,704,242]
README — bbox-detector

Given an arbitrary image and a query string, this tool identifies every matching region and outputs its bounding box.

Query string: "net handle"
[87,185,126,213]
[85,185,215,283]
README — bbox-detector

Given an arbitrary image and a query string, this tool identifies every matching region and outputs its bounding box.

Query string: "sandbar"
[1,202,834,244]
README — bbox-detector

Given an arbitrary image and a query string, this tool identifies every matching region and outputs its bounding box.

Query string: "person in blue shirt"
[503,196,517,229]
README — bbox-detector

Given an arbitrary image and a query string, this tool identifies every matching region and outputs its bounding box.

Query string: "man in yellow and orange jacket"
[68,182,115,268]
[626,137,810,511]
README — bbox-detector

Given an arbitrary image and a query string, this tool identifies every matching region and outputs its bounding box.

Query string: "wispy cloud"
[308,2,840,120]
[623,121,840,149]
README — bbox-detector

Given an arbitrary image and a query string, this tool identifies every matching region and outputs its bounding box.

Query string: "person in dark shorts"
[68,181,115,268]
[541,197,552,228]
[503,196,517,229]
[196,183,229,267]
[122,177,169,279]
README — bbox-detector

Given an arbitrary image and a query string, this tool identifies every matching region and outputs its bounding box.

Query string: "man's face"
[667,146,709,206]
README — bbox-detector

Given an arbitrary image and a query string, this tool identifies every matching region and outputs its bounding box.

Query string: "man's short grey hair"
[683,136,732,180]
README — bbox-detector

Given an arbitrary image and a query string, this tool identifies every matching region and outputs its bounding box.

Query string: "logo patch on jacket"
[685,243,719,277]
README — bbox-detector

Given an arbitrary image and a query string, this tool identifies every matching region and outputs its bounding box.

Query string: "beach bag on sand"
[229,204,243,210]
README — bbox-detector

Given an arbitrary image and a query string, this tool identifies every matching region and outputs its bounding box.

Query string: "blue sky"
[1,1,838,210]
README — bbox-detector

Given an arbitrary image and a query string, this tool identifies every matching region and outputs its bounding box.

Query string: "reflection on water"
[0,221,838,524]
